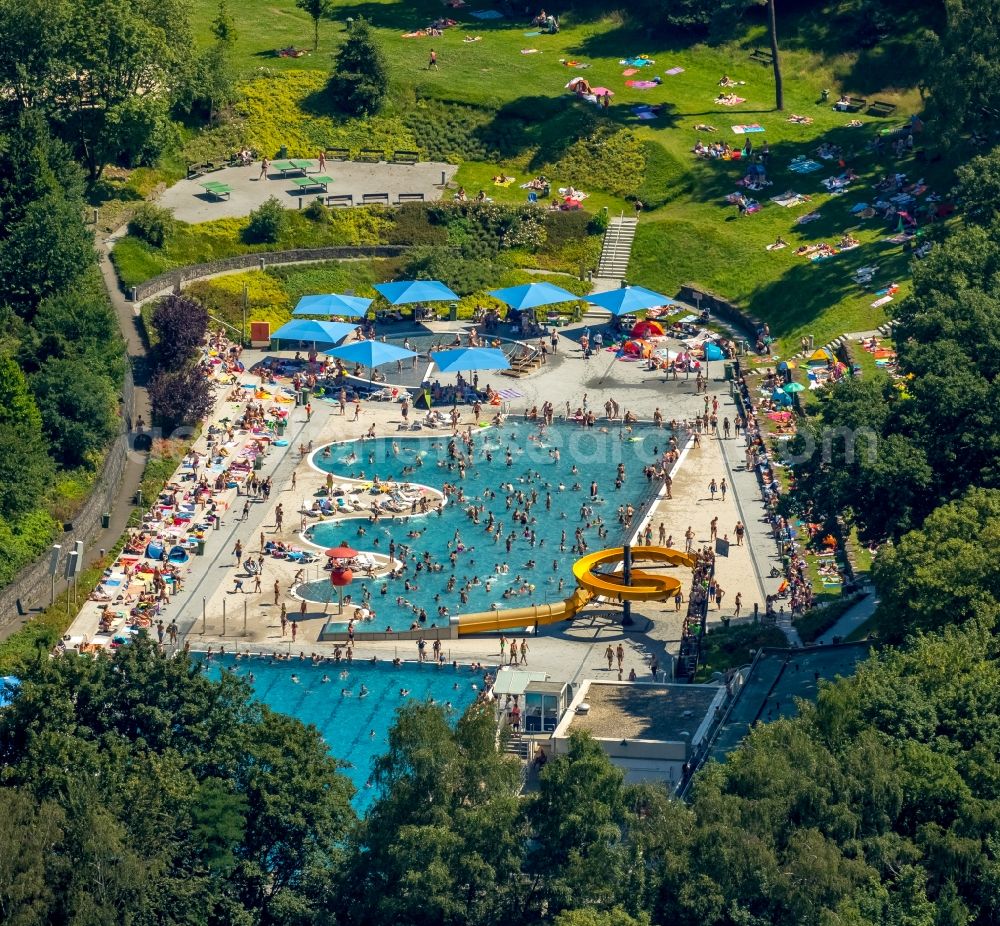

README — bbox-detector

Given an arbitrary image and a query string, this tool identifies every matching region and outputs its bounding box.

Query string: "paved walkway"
[816,590,877,644]
[158,160,458,223]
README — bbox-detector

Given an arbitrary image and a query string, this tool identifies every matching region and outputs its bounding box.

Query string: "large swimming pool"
[302,420,669,626]
[203,654,484,810]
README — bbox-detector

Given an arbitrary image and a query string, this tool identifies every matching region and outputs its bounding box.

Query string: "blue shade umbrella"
[271,319,356,344]
[489,282,578,310]
[326,339,417,370]
[373,280,459,304]
[292,294,372,318]
[431,347,511,373]
[586,285,671,316]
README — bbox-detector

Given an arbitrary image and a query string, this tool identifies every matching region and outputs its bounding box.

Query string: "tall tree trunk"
[313,16,320,52]
[767,0,784,111]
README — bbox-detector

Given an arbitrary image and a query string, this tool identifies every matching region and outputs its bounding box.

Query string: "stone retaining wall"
[0,367,135,629]
[131,246,409,303]
[676,285,763,339]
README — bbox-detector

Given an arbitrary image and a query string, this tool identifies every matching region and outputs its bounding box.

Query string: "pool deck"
[68,321,788,686]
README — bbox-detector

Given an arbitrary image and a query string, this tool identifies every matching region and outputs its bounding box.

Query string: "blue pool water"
[303,420,668,625]
[203,654,483,810]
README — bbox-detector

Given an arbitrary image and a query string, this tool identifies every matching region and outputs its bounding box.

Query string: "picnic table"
[290,175,334,193]
[271,159,312,177]
[201,181,232,200]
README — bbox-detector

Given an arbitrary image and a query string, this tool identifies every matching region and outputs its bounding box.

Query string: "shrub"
[387,203,450,246]
[127,203,176,247]
[110,237,171,288]
[402,100,494,162]
[554,127,647,198]
[403,247,509,296]
[302,199,331,223]
[587,210,610,236]
[243,196,286,244]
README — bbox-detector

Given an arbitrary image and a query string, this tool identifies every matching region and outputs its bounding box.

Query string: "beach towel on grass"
[731,123,764,134]
[521,48,540,54]
[716,96,746,106]
[665,66,685,75]
[771,191,808,207]
[796,211,822,225]
[789,158,822,173]
[871,295,893,308]
[524,30,540,36]
[622,68,639,76]
[620,57,654,67]
[626,79,660,89]
[471,9,504,18]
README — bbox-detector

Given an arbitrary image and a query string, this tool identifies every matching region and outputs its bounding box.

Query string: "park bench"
[200,181,232,200]
[868,100,897,117]
[187,162,226,179]
[749,48,773,65]
[392,150,420,165]
[290,175,334,193]
[326,193,354,207]
[842,96,867,113]
[356,148,385,163]
[395,192,425,204]
[362,192,390,205]
[324,147,350,161]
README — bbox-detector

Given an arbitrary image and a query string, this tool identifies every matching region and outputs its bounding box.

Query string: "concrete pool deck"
[69,323,788,685]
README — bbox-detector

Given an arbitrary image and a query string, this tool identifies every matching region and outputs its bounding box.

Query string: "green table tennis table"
[290,175,334,193]
[270,159,312,177]
[200,181,233,200]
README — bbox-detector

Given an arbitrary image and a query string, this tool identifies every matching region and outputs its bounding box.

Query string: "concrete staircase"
[596,215,638,280]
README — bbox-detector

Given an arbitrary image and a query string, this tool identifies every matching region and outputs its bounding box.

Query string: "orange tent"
[622,339,652,357]
[631,319,665,338]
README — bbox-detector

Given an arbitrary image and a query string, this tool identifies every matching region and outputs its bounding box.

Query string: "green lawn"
[149,1,946,352]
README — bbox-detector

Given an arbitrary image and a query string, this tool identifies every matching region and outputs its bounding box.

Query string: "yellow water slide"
[572,545,696,601]
[455,546,694,635]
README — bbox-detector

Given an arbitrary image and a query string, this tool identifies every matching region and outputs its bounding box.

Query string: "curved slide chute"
[455,546,693,636]
[572,546,695,601]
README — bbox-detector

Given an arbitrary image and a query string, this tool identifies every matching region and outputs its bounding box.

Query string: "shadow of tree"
[329,0,526,33]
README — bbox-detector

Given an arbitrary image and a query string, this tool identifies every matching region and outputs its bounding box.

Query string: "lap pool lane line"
[172,405,315,642]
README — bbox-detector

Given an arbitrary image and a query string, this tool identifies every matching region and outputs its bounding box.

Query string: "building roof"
[492,668,548,696]
[566,682,722,743]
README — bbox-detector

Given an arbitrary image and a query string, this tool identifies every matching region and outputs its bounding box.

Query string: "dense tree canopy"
[787,221,1000,544]
[0,0,192,178]
[1,620,998,925]
[0,642,356,925]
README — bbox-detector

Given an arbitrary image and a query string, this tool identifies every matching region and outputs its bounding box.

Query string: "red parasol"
[325,545,358,559]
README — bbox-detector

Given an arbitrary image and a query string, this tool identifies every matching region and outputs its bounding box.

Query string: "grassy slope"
[177,0,941,352]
